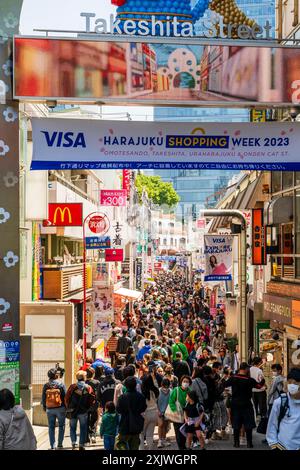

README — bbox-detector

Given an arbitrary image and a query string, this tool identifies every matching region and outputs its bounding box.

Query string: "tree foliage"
[135,174,180,207]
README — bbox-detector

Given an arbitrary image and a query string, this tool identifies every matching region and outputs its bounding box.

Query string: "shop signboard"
[88,215,110,234]
[30,118,300,171]
[85,236,111,250]
[122,169,131,193]
[14,37,300,109]
[204,235,233,281]
[263,294,292,325]
[250,109,267,122]
[43,203,83,227]
[252,208,267,265]
[100,190,127,206]
[136,260,143,290]
[105,248,124,262]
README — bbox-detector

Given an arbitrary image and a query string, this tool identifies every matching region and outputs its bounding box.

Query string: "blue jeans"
[104,435,115,450]
[70,413,88,447]
[46,407,66,449]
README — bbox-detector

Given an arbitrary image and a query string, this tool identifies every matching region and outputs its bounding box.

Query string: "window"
[163,238,167,245]
[272,172,281,193]
[282,172,294,190]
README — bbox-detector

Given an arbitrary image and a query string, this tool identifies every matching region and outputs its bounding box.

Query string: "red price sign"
[88,215,109,234]
[100,190,127,206]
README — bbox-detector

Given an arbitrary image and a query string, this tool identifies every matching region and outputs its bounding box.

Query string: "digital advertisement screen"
[14,36,300,106]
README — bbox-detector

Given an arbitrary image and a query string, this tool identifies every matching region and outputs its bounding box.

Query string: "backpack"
[46,385,62,409]
[277,393,290,433]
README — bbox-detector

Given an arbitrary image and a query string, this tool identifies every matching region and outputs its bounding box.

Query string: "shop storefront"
[263,291,300,374]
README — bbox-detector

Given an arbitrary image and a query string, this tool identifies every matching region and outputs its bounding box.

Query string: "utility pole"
[201,210,247,363]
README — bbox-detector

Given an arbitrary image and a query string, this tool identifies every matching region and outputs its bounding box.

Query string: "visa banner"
[204,235,233,282]
[31,118,300,171]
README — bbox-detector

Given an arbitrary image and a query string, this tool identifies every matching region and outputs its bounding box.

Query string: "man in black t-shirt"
[225,362,264,448]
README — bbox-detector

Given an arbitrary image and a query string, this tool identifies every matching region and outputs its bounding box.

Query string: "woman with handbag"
[165,375,192,450]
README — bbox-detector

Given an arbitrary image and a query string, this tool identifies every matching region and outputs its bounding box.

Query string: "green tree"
[135,174,180,207]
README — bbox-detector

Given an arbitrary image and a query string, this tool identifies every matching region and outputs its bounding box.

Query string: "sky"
[19,0,154,120]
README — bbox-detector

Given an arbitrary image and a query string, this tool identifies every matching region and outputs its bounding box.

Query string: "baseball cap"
[105,367,114,376]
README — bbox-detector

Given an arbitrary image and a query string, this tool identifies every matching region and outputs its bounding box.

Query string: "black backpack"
[277,393,290,433]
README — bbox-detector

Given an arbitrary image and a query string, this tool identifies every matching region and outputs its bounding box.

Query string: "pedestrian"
[125,346,136,366]
[173,351,191,382]
[191,366,208,407]
[107,330,119,367]
[157,378,171,449]
[0,389,37,450]
[225,362,264,448]
[250,357,267,419]
[86,367,100,444]
[172,336,189,362]
[80,356,94,372]
[98,367,120,411]
[117,329,132,355]
[140,362,160,450]
[113,364,142,406]
[100,401,119,450]
[164,364,179,389]
[267,364,285,415]
[114,356,127,382]
[183,390,206,450]
[136,339,152,361]
[65,371,95,450]
[42,368,66,450]
[115,376,147,450]
[266,368,300,450]
[167,375,192,450]
[211,331,224,355]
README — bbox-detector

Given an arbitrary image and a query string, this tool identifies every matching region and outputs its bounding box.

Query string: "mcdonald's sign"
[43,203,83,227]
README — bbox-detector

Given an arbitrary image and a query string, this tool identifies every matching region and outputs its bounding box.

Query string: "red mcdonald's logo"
[43,203,83,227]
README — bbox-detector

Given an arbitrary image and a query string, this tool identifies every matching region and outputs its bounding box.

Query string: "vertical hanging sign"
[252,208,267,265]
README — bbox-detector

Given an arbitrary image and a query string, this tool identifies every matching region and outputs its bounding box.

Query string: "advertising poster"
[14,37,300,107]
[204,235,233,281]
[30,118,300,171]
[0,341,20,404]
[91,263,114,343]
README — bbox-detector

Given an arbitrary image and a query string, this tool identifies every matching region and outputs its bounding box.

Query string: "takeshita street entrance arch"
[0,0,299,397]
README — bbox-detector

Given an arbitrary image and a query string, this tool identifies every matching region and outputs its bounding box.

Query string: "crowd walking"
[1,270,300,451]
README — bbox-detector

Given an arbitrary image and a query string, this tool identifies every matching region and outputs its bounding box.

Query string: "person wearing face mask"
[157,378,171,448]
[168,375,192,450]
[267,364,285,414]
[266,368,300,450]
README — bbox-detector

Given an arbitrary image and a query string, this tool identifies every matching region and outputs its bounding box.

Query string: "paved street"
[34,425,268,451]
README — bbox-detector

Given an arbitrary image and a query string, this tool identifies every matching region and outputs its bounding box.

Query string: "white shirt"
[250,365,265,392]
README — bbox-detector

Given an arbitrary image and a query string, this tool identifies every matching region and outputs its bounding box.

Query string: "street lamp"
[201,209,247,363]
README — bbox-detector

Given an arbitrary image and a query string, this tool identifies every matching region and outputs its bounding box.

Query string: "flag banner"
[204,235,233,281]
[31,118,300,171]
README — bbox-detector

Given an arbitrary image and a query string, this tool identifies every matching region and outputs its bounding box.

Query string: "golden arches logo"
[53,207,72,224]
[191,128,206,135]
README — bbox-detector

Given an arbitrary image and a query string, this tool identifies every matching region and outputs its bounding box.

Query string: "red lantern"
[111,0,126,6]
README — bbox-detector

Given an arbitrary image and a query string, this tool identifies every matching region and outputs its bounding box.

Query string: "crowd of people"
[37,270,300,451]
[1,270,300,451]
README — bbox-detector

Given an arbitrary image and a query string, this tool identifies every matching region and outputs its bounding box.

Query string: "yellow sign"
[250,110,266,122]
[53,206,72,224]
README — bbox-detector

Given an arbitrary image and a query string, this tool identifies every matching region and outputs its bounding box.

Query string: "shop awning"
[114,288,143,300]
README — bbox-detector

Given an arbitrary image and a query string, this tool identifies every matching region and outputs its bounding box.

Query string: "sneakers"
[56,445,64,450]
[240,437,247,446]
[72,443,78,450]
[79,446,86,451]
[204,439,209,445]
[91,437,97,444]
[157,440,164,448]
[163,439,171,447]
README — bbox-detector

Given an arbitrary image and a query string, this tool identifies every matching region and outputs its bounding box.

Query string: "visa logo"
[41,131,86,148]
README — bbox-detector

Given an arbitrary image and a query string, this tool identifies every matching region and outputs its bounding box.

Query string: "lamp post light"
[201,209,248,363]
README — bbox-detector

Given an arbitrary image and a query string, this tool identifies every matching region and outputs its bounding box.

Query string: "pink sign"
[100,190,127,206]
[197,219,206,229]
